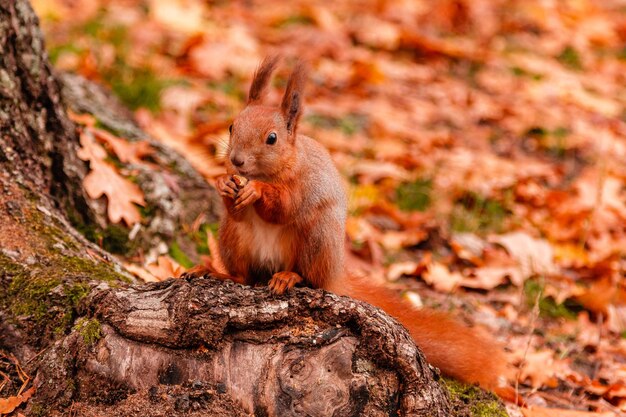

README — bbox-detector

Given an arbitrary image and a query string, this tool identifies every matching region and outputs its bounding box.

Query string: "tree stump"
[35,276,451,416]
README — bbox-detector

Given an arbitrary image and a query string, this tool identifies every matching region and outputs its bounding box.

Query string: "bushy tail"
[330,275,506,389]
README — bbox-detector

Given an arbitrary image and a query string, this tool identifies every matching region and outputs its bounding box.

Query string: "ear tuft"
[248,55,280,104]
[281,60,308,135]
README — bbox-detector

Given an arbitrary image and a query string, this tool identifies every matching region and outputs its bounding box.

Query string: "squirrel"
[194,55,506,390]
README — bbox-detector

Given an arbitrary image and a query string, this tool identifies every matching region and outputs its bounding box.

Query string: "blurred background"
[32,0,626,412]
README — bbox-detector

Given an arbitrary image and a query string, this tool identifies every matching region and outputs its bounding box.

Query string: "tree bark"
[0,0,452,415]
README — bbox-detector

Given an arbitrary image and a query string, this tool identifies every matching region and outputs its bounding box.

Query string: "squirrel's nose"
[230,154,245,167]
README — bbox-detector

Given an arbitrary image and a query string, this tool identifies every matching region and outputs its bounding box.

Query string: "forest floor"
[26,0,626,415]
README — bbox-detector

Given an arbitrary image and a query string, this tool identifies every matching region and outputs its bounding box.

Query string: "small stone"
[174,394,190,412]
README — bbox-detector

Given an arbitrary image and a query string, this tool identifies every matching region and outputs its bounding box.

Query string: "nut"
[232,175,248,188]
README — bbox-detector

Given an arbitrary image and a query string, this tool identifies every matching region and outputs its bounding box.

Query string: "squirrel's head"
[226,56,306,180]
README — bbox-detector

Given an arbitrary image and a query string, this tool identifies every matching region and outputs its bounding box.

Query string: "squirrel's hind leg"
[268,271,303,294]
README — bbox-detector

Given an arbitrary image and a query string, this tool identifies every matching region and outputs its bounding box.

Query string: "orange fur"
[210,57,506,389]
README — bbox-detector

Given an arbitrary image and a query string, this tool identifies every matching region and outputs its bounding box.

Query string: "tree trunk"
[0,0,452,415]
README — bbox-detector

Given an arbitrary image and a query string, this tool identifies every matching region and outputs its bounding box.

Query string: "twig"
[515,278,542,405]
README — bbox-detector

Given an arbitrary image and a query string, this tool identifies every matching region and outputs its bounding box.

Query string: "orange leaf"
[67,110,96,127]
[522,406,614,417]
[78,132,146,226]
[146,256,185,281]
[422,262,462,293]
[0,386,35,414]
[91,127,154,165]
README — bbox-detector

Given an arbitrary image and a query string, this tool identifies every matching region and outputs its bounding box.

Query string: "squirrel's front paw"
[215,174,238,199]
[233,180,262,211]
[269,271,303,294]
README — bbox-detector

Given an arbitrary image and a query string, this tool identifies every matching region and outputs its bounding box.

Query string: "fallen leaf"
[123,262,159,283]
[491,232,557,280]
[521,406,615,417]
[462,266,522,290]
[77,132,146,226]
[387,261,419,281]
[451,233,486,266]
[92,127,155,165]
[67,110,96,127]
[422,262,462,293]
[518,349,569,389]
[146,255,185,281]
[0,386,35,414]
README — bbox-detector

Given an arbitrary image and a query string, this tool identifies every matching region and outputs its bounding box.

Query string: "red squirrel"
[202,56,506,389]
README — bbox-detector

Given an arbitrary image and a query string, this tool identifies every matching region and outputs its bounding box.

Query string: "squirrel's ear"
[281,61,307,136]
[248,55,280,104]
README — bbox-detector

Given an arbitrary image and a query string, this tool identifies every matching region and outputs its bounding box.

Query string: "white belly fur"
[247,212,285,270]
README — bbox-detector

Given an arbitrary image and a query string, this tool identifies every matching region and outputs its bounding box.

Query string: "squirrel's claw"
[269,271,303,294]
[233,181,261,210]
[216,175,238,199]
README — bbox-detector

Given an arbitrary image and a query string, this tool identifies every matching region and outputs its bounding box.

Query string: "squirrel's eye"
[229,124,233,134]
[266,132,277,145]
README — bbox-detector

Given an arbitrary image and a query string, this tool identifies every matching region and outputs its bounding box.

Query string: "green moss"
[107,67,178,112]
[75,317,102,345]
[524,279,580,319]
[510,66,544,81]
[1,248,125,342]
[191,223,219,256]
[305,113,368,136]
[168,241,194,268]
[47,43,83,65]
[557,46,582,70]
[450,192,511,234]
[29,404,47,417]
[525,126,570,159]
[443,378,508,417]
[395,178,432,212]
[208,76,246,101]
[273,15,314,28]
[7,272,61,321]
[71,217,134,256]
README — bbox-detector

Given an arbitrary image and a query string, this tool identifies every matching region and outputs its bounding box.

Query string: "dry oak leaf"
[518,349,569,389]
[386,261,419,282]
[521,406,614,417]
[92,127,154,166]
[0,386,35,414]
[146,255,185,281]
[123,262,160,283]
[422,262,462,293]
[77,132,146,226]
[462,266,522,290]
[490,232,557,281]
